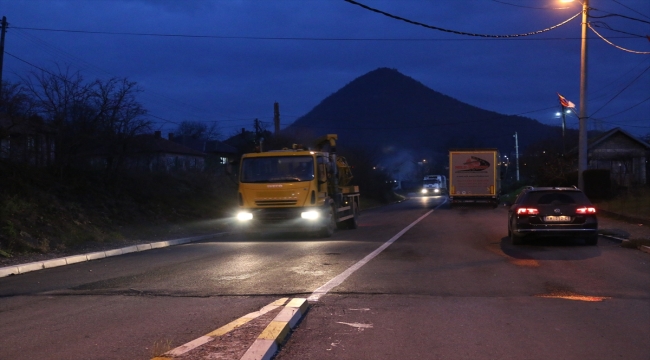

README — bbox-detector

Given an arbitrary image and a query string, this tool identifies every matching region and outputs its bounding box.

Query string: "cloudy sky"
[3,0,649,139]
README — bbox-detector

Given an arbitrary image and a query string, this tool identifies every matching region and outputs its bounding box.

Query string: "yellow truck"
[235,134,360,237]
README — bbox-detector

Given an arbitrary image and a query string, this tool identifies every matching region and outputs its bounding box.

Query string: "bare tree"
[175,120,220,140]
[0,81,36,137]
[21,65,150,176]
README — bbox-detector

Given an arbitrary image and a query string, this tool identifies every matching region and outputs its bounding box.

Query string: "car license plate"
[544,215,571,222]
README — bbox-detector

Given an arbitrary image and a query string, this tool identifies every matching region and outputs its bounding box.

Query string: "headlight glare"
[236,211,253,221]
[301,210,320,220]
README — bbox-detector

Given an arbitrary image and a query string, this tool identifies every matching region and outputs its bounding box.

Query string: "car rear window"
[525,191,590,205]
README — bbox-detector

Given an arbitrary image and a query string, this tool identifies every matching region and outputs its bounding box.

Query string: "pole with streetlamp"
[578,0,589,190]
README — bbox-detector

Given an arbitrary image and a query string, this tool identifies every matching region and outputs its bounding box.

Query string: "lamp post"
[578,0,589,190]
[564,0,589,189]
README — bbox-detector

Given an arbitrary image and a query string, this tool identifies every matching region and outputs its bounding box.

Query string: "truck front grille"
[255,199,298,206]
[255,208,301,223]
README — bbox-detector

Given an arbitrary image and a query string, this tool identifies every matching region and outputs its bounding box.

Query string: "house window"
[220,156,228,165]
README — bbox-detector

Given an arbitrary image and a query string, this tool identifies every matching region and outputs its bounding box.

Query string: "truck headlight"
[301,210,320,220]
[434,188,440,193]
[236,211,253,221]
[421,189,428,194]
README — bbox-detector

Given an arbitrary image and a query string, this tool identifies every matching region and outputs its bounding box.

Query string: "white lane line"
[307,205,440,302]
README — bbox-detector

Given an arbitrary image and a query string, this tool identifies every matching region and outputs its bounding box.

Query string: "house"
[121,131,206,172]
[0,115,56,167]
[169,133,239,173]
[586,127,650,186]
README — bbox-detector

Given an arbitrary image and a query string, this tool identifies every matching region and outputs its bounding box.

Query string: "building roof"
[171,135,239,155]
[588,127,650,150]
[567,127,650,155]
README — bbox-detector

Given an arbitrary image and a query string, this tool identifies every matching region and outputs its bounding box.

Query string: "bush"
[0,161,237,254]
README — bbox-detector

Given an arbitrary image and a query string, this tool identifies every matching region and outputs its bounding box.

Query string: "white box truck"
[449,149,501,207]
[421,175,447,196]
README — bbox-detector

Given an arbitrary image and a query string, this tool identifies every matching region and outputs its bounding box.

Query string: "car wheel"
[511,232,525,245]
[585,234,598,246]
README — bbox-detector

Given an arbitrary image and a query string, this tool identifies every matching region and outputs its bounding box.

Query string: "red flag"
[557,93,575,108]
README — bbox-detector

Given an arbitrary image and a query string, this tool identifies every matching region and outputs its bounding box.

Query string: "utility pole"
[514,132,520,182]
[578,0,589,190]
[560,105,566,157]
[0,16,8,100]
[273,102,280,135]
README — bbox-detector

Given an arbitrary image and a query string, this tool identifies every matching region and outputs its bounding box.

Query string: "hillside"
[285,68,565,170]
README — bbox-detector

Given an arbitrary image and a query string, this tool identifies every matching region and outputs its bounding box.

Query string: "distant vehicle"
[507,186,598,245]
[448,149,501,207]
[421,175,447,196]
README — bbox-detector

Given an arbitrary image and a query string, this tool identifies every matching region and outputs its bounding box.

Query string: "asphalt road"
[1,196,648,360]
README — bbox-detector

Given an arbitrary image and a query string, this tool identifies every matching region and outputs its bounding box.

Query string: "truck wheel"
[344,205,359,229]
[318,206,336,237]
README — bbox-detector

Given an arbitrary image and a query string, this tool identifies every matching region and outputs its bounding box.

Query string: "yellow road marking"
[153,297,289,359]
[536,293,611,302]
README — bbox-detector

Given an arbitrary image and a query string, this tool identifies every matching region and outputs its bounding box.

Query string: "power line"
[595,94,650,120]
[589,11,650,24]
[343,0,582,38]
[589,23,650,54]
[590,62,650,116]
[591,21,649,38]
[12,25,628,42]
[610,0,650,20]
[491,0,573,11]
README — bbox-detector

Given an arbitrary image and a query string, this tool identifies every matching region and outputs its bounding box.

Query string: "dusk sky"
[3,0,649,139]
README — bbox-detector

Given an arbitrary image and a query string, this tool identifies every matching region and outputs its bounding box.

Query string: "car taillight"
[576,207,596,214]
[517,208,539,215]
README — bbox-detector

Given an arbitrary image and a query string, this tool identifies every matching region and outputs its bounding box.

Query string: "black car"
[507,186,598,245]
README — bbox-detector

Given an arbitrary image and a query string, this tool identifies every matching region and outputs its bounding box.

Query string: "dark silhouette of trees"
[20,66,150,178]
[174,120,220,141]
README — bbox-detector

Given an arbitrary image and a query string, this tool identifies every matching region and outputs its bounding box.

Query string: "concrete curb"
[0,233,227,278]
[600,234,650,255]
[241,298,309,360]
[153,298,291,360]
[599,234,627,243]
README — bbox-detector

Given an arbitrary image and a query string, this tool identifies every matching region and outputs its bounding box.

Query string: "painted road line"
[154,298,289,359]
[241,298,309,360]
[0,233,227,278]
[307,205,441,302]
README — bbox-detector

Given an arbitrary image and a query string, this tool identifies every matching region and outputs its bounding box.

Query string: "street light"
[563,0,589,189]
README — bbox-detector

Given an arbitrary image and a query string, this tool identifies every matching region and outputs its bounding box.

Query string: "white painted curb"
[0,233,226,278]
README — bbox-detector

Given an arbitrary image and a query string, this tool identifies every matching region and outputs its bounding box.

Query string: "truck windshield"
[240,156,315,183]
[424,180,440,185]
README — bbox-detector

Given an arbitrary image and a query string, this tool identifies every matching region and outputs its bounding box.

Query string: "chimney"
[154,130,161,138]
[168,133,174,141]
[274,102,280,135]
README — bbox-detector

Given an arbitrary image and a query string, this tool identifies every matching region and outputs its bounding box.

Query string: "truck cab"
[421,175,447,196]
[235,135,360,237]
